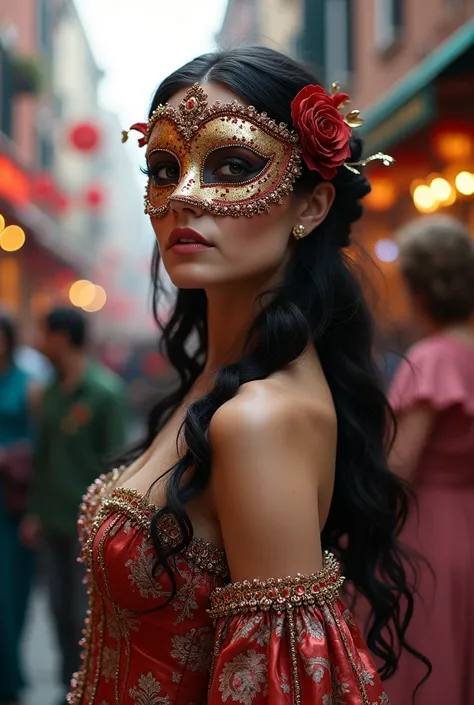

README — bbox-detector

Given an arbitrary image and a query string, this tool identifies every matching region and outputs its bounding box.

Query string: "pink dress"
[386,334,474,705]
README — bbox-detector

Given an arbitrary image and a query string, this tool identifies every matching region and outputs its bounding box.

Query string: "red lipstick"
[167,227,214,254]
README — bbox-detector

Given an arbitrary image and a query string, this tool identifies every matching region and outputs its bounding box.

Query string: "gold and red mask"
[123,82,394,219]
[127,84,302,219]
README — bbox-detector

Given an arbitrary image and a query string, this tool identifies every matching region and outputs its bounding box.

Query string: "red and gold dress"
[67,470,389,705]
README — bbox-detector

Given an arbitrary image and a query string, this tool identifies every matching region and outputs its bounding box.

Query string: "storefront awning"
[0,132,93,273]
[361,20,474,153]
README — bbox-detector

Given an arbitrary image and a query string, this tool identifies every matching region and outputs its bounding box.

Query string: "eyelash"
[215,157,252,173]
[141,164,178,185]
[142,154,261,184]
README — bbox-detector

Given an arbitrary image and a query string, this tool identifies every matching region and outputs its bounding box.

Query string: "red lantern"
[69,121,101,152]
[84,185,105,209]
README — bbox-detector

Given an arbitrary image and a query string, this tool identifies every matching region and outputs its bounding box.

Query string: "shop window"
[375,0,403,53]
[323,0,353,86]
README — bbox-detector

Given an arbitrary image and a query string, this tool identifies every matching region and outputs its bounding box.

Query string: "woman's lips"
[168,227,214,254]
[170,242,213,254]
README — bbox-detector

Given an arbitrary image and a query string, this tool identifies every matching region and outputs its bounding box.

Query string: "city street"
[22,587,63,705]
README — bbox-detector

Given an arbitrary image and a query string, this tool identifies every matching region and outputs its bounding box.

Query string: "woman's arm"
[209,381,335,580]
[388,404,436,482]
[206,382,387,705]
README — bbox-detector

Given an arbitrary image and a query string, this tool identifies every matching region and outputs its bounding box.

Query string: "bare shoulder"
[209,372,336,454]
[208,372,336,580]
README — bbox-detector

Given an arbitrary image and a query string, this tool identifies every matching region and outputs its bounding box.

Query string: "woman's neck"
[203,274,281,373]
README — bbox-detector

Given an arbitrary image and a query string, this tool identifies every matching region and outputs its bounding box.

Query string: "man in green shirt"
[22,307,126,701]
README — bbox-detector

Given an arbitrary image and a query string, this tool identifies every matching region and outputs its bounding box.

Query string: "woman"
[0,312,36,705]
[68,47,424,705]
[386,214,474,705]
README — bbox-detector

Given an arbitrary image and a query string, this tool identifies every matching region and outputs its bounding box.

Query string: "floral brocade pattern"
[67,471,389,705]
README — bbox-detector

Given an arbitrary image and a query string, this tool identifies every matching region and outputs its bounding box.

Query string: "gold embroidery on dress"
[102,487,229,577]
[327,664,351,704]
[125,538,170,599]
[172,561,203,624]
[208,552,343,619]
[328,602,371,705]
[69,469,227,705]
[298,608,325,641]
[208,616,231,700]
[101,645,118,683]
[287,608,301,705]
[170,626,214,672]
[302,654,330,683]
[342,608,356,627]
[129,672,171,705]
[218,650,268,705]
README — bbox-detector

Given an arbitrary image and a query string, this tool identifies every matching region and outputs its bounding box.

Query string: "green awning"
[361,20,474,151]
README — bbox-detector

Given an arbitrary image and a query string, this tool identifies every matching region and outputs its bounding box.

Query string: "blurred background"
[0,0,473,702]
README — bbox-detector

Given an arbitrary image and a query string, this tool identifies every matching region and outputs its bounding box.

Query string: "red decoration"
[33,172,69,215]
[290,85,351,180]
[84,185,105,210]
[33,173,54,199]
[125,122,148,148]
[69,121,101,152]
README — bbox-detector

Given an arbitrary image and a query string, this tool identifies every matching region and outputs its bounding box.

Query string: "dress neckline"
[97,479,229,579]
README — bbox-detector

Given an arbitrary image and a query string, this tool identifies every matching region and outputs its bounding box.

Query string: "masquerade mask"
[136,84,302,219]
[123,82,394,219]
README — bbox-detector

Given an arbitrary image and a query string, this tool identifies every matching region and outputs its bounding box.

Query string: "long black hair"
[126,46,427,682]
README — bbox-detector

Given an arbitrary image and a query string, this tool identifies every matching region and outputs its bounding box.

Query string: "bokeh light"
[413,184,438,214]
[374,239,399,263]
[0,214,5,233]
[430,177,453,203]
[455,171,474,196]
[82,285,107,312]
[69,280,96,308]
[365,178,397,211]
[0,224,26,252]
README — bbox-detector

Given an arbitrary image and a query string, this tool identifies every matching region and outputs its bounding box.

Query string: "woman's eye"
[204,149,268,184]
[214,159,251,179]
[148,163,179,185]
[217,160,246,177]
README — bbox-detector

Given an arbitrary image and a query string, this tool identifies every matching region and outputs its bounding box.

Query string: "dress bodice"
[68,470,388,705]
[68,470,228,705]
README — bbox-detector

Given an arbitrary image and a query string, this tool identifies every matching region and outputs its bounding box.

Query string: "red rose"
[291,85,352,180]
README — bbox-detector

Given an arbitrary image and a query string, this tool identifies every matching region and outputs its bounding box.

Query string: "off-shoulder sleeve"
[207,553,388,705]
[389,337,474,415]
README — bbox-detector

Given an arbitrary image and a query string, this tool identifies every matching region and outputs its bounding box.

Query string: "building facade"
[346,1,474,331]
[218,0,303,56]
[218,0,474,333]
[1,0,151,342]
[0,0,86,339]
